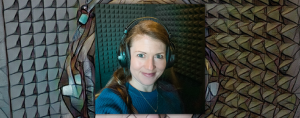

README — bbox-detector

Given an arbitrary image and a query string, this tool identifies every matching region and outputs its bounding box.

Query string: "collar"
[126,82,158,98]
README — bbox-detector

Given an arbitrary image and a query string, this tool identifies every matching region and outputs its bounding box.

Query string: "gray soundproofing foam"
[155,4,205,82]
[95,4,146,91]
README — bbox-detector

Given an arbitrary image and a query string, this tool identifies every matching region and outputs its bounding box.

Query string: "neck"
[129,77,156,92]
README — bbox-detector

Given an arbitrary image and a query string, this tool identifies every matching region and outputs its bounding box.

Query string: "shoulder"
[157,80,183,113]
[95,88,128,114]
[96,88,119,99]
[157,80,177,92]
[157,80,180,101]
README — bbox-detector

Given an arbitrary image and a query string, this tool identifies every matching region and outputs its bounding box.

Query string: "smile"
[142,72,155,77]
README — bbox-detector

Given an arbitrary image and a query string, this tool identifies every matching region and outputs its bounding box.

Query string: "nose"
[145,57,155,70]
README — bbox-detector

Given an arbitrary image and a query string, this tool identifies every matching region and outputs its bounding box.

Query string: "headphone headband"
[123,17,171,39]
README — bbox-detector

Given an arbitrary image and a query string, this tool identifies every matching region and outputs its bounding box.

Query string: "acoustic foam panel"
[95,4,146,92]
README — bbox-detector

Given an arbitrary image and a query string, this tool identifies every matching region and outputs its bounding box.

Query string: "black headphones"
[117,17,176,69]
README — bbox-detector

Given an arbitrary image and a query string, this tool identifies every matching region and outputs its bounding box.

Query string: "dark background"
[94,4,205,114]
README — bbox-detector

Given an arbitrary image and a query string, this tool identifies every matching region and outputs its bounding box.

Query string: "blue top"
[95,81,183,114]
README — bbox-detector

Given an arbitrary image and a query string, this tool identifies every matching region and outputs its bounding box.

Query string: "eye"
[156,55,164,59]
[137,54,144,58]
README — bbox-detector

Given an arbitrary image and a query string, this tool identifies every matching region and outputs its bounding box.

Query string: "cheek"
[130,56,143,70]
[154,59,166,70]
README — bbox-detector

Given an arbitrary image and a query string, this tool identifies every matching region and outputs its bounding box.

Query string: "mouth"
[142,72,155,77]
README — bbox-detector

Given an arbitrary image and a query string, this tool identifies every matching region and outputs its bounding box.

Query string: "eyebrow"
[135,51,165,54]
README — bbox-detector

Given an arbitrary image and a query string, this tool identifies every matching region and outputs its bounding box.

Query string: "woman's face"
[129,34,167,86]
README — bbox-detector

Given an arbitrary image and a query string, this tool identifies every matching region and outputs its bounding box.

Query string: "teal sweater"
[95,81,183,114]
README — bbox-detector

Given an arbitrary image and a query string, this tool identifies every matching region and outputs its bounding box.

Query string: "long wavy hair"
[95,20,180,112]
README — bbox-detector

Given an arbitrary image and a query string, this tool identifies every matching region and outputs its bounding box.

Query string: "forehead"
[130,34,166,51]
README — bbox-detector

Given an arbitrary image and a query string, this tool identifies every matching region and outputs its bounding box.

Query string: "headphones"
[117,17,176,70]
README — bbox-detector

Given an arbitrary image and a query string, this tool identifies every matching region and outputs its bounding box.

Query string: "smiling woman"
[129,34,167,92]
[95,17,183,114]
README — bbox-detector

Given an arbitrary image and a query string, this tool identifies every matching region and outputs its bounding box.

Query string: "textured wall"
[107,0,186,4]
[204,0,300,118]
[0,1,11,118]
[0,0,80,117]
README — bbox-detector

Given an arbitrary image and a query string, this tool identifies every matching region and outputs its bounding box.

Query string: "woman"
[95,18,183,114]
